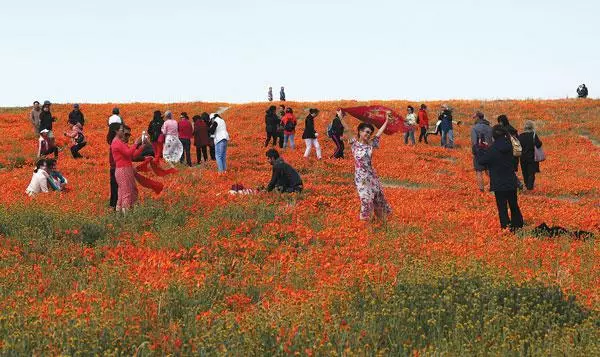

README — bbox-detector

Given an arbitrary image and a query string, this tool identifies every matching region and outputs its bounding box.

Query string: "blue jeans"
[215,139,228,172]
[283,133,295,149]
[404,128,415,145]
[441,129,454,148]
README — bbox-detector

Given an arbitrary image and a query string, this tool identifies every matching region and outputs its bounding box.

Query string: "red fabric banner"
[341,106,407,135]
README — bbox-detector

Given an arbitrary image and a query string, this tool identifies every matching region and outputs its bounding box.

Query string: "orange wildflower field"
[0,99,599,354]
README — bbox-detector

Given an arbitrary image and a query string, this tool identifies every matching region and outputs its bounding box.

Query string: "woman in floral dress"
[351,114,392,221]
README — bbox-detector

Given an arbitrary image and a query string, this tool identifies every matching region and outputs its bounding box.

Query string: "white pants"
[304,138,321,159]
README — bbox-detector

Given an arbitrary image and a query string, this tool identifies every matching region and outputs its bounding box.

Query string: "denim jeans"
[215,139,228,172]
[404,128,415,145]
[441,129,454,148]
[283,133,295,149]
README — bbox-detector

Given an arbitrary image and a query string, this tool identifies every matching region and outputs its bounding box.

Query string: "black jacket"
[518,132,542,163]
[302,114,316,139]
[477,136,519,192]
[39,110,54,131]
[439,110,453,131]
[68,110,85,126]
[265,112,280,134]
[147,118,164,142]
[330,115,344,136]
[267,158,303,192]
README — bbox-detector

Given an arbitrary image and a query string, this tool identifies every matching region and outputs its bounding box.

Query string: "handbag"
[533,133,545,162]
[509,134,522,157]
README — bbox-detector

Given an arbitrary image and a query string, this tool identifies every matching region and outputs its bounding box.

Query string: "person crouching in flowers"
[26,159,51,196]
[46,159,68,191]
[351,114,392,221]
[110,125,148,213]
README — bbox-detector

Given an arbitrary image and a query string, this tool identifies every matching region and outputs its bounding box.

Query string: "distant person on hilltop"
[30,101,41,135]
[280,86,286,101]
[268,87,273,102]
[470,111,493,192]
[577,84,588,98]
[264,149,303,193]
[68,104,85,127]
[417,104,429,144]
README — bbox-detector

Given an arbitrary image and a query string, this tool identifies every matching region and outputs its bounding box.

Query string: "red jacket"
[418,109,429,128]
[110,138,144,168]
[178,119,193,139]
[281,113,297,134]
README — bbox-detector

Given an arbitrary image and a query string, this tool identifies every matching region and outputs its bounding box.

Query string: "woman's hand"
[375,117,390,138]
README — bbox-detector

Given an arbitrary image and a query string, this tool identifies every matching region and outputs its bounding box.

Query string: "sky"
[1,0,598,106]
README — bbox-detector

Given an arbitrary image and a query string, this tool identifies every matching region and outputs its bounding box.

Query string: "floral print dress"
[351,137,392,220]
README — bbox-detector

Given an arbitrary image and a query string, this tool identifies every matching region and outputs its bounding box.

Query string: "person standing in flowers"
[38,101,56,141]
[404,106,417,145]
[351,115,392,221]
[477,125,524,230]
[497,114,523,189]
[107,123,122,209]
[264,105,281,147]
[328,108,346,158]
[280,86,286,101]
[30,101,42,135]
[110,124,148,212]
[147,110,164,160]
[518,120,543,191]
[209,113,230,173]
[68,104,85,127]
[471,111,493,192]
[192,113,210,164]
[438,104,454,148]
[302,108,322,160]
[417,104,429,144]
[281,107,297,149]
[178,112,193,166]
[161,111,183,165]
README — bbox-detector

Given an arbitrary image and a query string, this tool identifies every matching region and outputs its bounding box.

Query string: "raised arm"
[375,118,390,138]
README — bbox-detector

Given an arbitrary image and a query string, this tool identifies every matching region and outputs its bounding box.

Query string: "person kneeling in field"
[264,149,303,193]
[26,159,51,196]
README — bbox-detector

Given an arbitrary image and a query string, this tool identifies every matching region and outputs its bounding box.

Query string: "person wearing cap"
[161,111,183,164]
[280,86,286,101]
[471,111,493,191]
[438,104,454,148]
[68,104,85,126]
[38,101,56,139]
[37,129,58,159]
[208,113,230,173]
[30,101,42,135]
[108,107,122,126]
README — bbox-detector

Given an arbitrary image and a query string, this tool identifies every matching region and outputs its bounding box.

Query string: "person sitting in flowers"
[264,149,303,193]
[45,159,68,191]
[25,159,51,196]
[351,114,392,221]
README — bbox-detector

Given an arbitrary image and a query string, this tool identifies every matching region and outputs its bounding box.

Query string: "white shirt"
[405,113,417,126]
[213,117,230,144]
[26,170,50,196]
[108,114,122,125]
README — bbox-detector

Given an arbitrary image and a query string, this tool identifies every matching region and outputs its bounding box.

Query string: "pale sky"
[1,0,598,106]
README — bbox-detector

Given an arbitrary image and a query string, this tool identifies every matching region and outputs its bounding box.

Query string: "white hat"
[40,129,50,134]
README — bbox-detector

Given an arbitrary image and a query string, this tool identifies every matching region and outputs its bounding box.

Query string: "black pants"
[109,167,118,208]
[71,142,86,158]
[196,145,208,163]
[521,160,537,190]
[265,132,279,147]
[209,145,216,160]
[330,133,344,158]
[180,138,192,166]
[41,147,59,158]
[418,126,428,143]
[494,190,523,230]
[278,132,284,148]
[275,184,303,193]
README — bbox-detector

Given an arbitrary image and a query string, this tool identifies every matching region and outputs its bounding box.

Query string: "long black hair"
[107,122,122,144]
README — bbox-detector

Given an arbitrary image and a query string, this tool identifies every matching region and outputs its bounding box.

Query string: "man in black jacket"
[477,125,524,230]
[68,104,85,126]
[265,149,303,193]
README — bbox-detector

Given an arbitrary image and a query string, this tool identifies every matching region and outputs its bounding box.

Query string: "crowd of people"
[25,98,548,229]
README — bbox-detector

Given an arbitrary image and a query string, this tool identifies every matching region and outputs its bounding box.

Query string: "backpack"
[284,119,296,132]
[475,133,489,149]
[509,134,522,157]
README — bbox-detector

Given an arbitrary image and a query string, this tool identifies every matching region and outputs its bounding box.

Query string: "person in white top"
[26,159,51,196]
[404,106,417,145]
[209,113,230,173]
[108,107,123,125]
